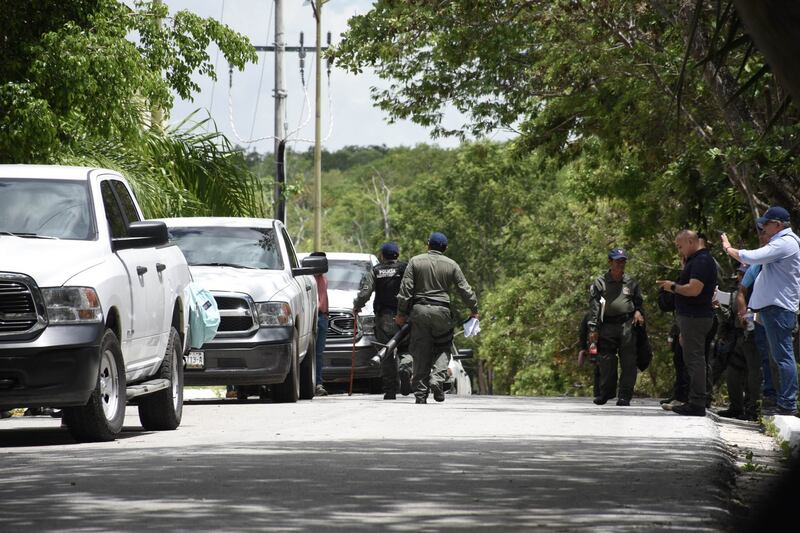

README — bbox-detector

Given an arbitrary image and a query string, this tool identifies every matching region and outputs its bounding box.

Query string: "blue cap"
[428,231,448,248]
[756,206,790,225]
[380,241,399,258]
[608,248,627,260]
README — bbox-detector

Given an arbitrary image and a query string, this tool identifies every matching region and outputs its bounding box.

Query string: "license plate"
[185,351,205,370]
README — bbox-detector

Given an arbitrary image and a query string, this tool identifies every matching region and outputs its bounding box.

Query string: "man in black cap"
[354,242,412,399]
[396,232,478,404]
[587,248,645,406]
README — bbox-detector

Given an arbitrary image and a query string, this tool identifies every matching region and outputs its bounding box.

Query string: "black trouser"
[671,336,690,403]
[726,331,762,414]
[596,318,637,401]
[677,315,714,409]
[376,311,400,394]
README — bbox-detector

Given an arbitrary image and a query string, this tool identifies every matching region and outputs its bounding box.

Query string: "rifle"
[369,322,411,367]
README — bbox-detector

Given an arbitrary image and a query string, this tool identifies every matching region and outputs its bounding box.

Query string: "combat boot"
[415,397,427,404]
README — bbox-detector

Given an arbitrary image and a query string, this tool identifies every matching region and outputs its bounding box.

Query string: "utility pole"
[253,0,330,230]
[312,0,325,252]
[273,0,286,219]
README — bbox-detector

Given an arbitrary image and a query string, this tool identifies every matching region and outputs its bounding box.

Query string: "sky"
[164,0,507,154]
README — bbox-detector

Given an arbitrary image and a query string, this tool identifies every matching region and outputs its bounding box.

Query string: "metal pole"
[273,0,286,222]
[313,1,323,251]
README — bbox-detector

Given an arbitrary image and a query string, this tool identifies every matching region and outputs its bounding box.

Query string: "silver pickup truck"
[163,217,327,402]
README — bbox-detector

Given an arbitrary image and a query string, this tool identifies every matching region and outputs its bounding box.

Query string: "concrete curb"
[769,414,800,452]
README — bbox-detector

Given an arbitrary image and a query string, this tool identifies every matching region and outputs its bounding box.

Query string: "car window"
[168,226,283,270]
[0,178,94,240]
[327,260,371,291]
[111,180,141,224]
[280,227,299,269]
[100,181,128,239]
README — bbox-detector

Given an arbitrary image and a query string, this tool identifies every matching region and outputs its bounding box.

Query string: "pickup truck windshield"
[169,226,283,270]
[0,178,95,240]
[327,260,371,291]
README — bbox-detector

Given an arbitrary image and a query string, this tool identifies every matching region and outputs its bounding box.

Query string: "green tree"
[0,0,263,217]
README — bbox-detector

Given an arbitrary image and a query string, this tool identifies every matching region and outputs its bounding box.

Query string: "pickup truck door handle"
[156,263,166,273]
[136,266,148,276]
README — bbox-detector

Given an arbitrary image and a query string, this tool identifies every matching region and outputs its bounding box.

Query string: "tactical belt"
[414,298,450,308]
[603,312,634,324]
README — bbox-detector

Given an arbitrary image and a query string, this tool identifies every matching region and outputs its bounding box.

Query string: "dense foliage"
[284,0,800,396]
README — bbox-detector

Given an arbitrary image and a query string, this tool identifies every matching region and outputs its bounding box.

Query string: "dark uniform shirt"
[588,272,644,331]
[675,248,717,318]
[353,260,406,313]
[397,250,478,316]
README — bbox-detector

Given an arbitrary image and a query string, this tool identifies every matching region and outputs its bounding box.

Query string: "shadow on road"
[0,436,732,531]
[0,425,153,448]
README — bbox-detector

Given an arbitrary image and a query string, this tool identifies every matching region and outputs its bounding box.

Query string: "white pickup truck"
[0,165,191,442]
[162,217,326,402]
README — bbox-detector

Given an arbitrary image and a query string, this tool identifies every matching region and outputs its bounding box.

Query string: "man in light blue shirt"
[722,206,800,416]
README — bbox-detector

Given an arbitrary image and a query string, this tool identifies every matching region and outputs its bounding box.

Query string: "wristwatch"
[671,282,677,292]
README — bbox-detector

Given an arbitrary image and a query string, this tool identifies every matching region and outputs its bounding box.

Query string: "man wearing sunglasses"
[721,207,800,416]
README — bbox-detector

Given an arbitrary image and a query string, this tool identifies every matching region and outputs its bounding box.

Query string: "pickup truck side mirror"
[113,221,170,251]
[292,255,328,277]
[454,348,473,360]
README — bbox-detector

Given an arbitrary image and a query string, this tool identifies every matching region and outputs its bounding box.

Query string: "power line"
[249,0,275,138]
[208,0,226,120]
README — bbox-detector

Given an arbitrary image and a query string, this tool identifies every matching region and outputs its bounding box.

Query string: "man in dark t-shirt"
[657,230,718,416]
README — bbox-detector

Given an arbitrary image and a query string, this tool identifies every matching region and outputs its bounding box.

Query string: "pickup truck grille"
[213,293,257,336]
[328,311,356,338]
[0,276,46,338]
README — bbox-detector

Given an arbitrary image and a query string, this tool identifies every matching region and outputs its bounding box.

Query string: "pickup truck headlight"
[255,302,293,327]
[42,287,103,324]
[358,315,375,336]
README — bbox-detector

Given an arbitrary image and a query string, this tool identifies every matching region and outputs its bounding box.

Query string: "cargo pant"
[596,319,637,402]
[376,311,413,394]
[409,304,451,400]
[725,330,762,415]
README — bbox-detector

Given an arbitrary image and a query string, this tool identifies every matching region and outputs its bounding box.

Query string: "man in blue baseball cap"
[354,242,412,399]
[396,231,478,404]
[721,206,800,416]
[587,247,645,406]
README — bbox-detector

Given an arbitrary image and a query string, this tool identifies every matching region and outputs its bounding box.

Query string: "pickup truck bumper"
[185,326,293,386]
[0,324,103,410]
[322,335,381,383]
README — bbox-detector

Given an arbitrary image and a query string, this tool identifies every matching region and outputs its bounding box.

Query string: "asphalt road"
[0,394,755,531]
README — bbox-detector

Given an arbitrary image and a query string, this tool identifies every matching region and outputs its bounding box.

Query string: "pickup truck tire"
[63,329,126,442]
[273,330,299,403]
[299,332,316,400]
[138,327,184,430]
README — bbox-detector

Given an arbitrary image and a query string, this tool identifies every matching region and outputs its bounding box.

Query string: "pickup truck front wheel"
[63,329,126,442]
[138,327,184,430]
[273,330,299,403]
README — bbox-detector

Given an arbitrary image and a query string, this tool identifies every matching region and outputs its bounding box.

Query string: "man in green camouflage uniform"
[353,242,414,399]
[396,232,478,404]
[587,248,645,406]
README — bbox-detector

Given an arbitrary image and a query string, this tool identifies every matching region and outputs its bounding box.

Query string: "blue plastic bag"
[186,282,220,349]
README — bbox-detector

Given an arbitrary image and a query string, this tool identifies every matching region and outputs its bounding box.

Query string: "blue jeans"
[315,313,328,386]
[753,322,777,398]
[759,306,798,410]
